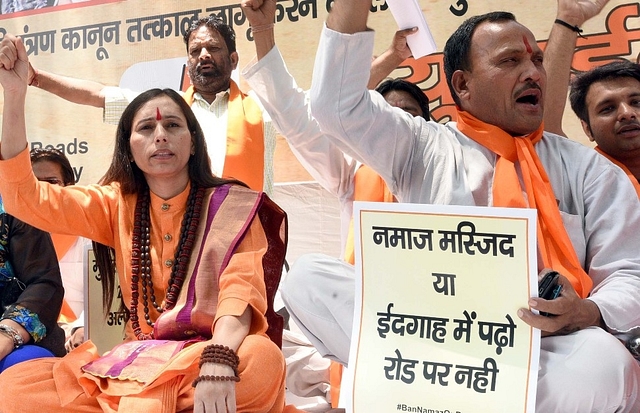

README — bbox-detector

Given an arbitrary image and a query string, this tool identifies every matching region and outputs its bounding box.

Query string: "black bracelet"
[554,19,586,39]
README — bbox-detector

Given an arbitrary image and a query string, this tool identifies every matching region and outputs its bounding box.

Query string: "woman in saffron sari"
[0,35,288,413]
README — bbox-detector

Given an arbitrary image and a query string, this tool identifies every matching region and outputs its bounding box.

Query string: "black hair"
[30,147,76,185]
[569,60,640,127]
[376,78,431,120]
[443,11,516,107]
[183,15,236,54]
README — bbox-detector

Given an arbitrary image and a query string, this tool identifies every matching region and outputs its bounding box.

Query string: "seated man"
[281,0,640,412]
[241,1,429,406]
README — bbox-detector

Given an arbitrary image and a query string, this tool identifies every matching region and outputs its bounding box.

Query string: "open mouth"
[516,93,540,106]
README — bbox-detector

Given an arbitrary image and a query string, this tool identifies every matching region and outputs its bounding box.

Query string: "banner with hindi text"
[1,0,640,185]
[348,202,539,413]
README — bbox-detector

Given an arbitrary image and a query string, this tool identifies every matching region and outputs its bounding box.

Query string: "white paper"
[386,0,437,58]
[347,202,540,413]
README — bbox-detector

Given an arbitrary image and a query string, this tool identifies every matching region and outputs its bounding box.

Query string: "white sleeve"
[103,87,139,125]
[309,25,426,196]
[243,46,357,201]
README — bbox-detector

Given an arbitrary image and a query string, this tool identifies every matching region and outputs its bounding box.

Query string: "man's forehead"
[472,20,538,51]
[587,77,640,105]
[189,26,223,44]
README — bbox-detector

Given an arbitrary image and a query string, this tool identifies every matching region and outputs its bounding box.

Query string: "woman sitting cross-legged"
[0,35,289,413]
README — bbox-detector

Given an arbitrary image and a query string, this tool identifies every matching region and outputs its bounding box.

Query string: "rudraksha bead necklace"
[129,183,205,340]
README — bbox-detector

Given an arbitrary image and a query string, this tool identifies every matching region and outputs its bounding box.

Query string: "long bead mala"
[129,184,205,340]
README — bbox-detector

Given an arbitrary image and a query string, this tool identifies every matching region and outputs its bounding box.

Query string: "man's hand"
[518,270,604,336]
[388,27,417,62]
[0,34,29,93]
[241,0,276,28]
[556,0,610,27]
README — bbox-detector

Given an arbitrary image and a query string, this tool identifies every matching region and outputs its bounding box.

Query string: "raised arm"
[543,0,610,136]
[0,34,106,108]
[242,0,359,201]
[0,35,29,160]
[309,0,429,202]
[368,27,416,89]
[325,0,370,34]
[28,65,106,108]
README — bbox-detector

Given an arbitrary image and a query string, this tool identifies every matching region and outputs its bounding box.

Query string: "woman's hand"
[193,362,238,413]
[0,34,29,94]
[0,333,14,361]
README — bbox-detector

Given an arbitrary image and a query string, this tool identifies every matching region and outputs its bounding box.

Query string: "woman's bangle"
[192,374,240,387]
[0,324,24,349]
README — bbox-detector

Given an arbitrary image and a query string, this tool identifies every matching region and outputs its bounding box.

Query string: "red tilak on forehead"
[156,107,162,120]
[523,36,532,54]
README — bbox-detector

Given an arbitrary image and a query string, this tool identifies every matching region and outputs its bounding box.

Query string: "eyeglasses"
[38,178,64,186]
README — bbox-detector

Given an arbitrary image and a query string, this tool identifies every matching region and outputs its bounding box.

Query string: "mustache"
[514,81,542,96]
[617,119,640,131]
[195,60,220,73]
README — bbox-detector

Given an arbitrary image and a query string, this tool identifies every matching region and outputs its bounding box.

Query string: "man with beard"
[1,16,276,194]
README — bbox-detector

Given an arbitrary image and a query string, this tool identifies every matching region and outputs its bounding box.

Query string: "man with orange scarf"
[280,0,640,412]
[1,15,275,195]
[567,62,640,197]
[540,0,640,198]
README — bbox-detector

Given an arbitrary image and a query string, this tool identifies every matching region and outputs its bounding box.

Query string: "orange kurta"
[183,81,265,192]
[0,148,288,412]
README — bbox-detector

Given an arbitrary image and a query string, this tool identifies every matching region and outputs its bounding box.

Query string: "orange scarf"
[344,165,396,265]
[595,146,640,199]
[51,233,80,322]
[456,110,592,298]
[183,80,265,191]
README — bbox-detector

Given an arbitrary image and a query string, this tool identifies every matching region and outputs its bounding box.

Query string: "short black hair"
[375,78,430,120]
[183,15,236,54]
[443,11,516,107]
[569,60,640,127]
[30,147,75,186]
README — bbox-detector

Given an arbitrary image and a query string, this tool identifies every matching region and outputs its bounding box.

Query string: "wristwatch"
[0,323,24,349]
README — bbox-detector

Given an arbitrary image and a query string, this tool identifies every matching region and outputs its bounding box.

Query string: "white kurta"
[281,25,640,413]
[309,26,640,334]
[243,49,359,251]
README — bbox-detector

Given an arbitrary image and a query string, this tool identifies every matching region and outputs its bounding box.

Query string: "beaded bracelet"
[199,355,238,370]
[192,374,240,387]
[201,344,239,364]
